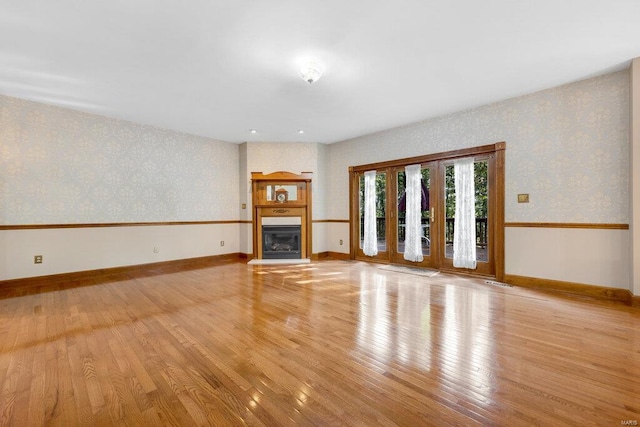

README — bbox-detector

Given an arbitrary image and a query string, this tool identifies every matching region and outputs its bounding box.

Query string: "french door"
[390,162,436,268]
[350,143,504,278]
[354,170,389,262]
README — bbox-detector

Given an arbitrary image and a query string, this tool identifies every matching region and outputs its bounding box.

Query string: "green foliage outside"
[360,160,488,219]
[445,161,488,219]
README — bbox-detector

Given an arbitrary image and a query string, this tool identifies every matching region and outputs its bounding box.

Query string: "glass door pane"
[358,172,387,254]
[421,167,431,256]
[396,168,431,257]
[376,172,387,252]
[444,165,455,259]
[359,174,365,248]
[397,170,406,252]
[443,159,489,263]
[474,160,489,262]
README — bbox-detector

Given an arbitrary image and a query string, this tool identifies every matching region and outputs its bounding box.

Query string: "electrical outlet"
[153,247,159,253]
[242,203,246,209]
[34,255,43,264]
[339,239,343,245]
[220,240,225,247]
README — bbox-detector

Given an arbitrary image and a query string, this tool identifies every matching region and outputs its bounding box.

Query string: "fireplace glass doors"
[262,225,302,259]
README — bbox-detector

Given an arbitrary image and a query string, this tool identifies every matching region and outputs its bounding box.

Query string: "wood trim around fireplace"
[251,171,313,260]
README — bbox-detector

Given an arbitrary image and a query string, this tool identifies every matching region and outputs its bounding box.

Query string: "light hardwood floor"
[0,259,638,426]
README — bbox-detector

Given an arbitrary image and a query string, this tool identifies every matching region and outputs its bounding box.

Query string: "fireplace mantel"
[251,171,312,260]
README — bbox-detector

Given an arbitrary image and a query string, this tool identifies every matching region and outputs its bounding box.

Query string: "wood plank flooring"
[0,259,639,426]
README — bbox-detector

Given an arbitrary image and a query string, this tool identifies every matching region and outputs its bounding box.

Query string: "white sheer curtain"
[363,170,378,256]
[453,158,476,269]
[403,164,424,262]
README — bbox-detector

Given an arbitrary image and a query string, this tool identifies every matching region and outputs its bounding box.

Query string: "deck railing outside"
[361,217,488,247]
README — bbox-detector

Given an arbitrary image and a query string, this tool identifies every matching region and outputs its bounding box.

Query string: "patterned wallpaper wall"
[246,141,319,176]
[1,70,629,226]
[244,142,324,218]
[327,70,630,223]
[0,95,239,224]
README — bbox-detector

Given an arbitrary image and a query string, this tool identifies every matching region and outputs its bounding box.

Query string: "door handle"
[431,207,434,223]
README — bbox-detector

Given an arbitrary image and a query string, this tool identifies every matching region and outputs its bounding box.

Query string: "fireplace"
[251,171,312,261]
[262,225,301,259]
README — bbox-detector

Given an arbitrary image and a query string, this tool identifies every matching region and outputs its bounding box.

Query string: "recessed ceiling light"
[298,130,304,134]
[249,129,257,134]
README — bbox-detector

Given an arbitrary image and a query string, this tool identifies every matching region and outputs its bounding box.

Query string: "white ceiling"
[1,1,640,144]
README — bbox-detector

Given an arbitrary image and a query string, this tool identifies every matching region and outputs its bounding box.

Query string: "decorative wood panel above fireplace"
[251,171,312,260]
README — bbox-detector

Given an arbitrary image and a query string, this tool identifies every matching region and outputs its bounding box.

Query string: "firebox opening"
[262,225,302,259]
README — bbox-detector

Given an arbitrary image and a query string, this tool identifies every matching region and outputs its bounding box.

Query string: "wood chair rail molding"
[504,222,629,229]
[0,220,241,230]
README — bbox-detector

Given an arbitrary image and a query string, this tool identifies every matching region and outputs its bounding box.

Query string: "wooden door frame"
[437,154,496,277]
[348,142,505,281]
[388,162,440,268]
[349,169,390,262]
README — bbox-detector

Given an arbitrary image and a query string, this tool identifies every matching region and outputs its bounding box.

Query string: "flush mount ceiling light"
[299,60,324,84]
[298,129,304,134]
[249,129,257,134]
